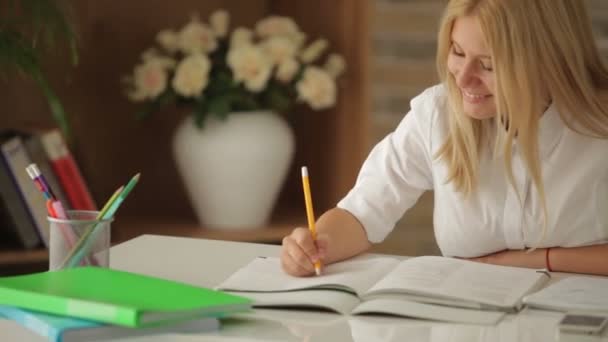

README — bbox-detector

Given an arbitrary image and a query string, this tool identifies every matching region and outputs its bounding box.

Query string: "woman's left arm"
[468,243,608,276]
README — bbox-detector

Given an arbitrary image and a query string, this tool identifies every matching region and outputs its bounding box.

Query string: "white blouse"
[338,85,608,257]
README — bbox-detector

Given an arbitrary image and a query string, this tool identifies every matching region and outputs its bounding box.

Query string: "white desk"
[1,234,607,342]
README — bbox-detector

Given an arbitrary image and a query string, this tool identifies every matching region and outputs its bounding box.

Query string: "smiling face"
[447,15,497,120]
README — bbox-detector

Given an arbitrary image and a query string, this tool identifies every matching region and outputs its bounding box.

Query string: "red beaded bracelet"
[545,247,553,272]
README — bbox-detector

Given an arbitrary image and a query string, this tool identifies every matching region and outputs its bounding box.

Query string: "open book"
[522,276,608,314]
[217,256,550,325]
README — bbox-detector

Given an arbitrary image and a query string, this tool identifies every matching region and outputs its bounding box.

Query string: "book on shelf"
[0,266,252,327]
[39,129,97,211]
[0,200,38,249]
[217,255,551,325]
[522,276,608,314]
[0,306,220,342]
[0,133,49,246]
[0,153,41,249]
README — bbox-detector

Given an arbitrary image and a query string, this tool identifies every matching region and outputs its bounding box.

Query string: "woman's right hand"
[281,227,329,277]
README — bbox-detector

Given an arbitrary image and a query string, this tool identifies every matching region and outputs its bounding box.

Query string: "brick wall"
[370,0,608,144]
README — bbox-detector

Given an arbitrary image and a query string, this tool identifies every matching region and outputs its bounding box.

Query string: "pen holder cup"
[47,210,113,271]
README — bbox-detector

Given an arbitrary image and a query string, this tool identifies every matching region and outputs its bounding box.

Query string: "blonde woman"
[281,0,608,276]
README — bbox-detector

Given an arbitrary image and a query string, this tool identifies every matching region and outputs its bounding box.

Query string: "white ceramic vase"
[172,110,295,229]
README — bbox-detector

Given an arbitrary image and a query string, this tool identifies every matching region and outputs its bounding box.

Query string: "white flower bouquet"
[124,10,346,127]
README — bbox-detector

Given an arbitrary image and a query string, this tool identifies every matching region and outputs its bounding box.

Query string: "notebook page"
[217,257,399,296]
[522,276,608,313]
[364,256,547,308]
[228,290,362,314]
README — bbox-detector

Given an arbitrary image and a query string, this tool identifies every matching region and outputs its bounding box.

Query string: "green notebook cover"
[0,267,251,327]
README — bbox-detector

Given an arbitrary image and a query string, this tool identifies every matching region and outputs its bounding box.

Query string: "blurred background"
[1,0,607,275]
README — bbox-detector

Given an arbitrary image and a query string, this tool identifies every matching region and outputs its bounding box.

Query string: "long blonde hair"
[435,0,608,239]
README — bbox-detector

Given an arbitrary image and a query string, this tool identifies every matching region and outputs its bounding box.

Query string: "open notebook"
[217,256,550,325]
[522,276,608,314]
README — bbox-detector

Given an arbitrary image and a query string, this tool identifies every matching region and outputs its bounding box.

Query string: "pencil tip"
[301,166,308,177]
[133,173,141,180]
[315,267,321,276]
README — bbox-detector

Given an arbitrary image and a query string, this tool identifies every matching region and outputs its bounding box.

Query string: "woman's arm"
[315,207,372,264]
[468,243,608,276]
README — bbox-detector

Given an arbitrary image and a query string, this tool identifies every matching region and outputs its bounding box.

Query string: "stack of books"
[0,128,96,250]
[0,266,252,341]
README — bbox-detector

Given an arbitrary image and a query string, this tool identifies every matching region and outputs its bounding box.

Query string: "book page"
[523,276,608,313]
[217,256,399,296]
[351,298,505,325]
[226,290,362,314]
[364,256,547,309]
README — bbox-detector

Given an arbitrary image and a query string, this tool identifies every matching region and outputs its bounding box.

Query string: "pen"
[301,166,322,276]
[26,164,82,258]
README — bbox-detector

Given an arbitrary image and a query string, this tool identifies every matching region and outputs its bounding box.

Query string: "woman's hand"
[467,248,546,269]
[281,227,329,277]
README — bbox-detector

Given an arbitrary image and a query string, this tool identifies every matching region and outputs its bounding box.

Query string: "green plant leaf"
[31,70,71,140]
[20,0,79,65]
[0,29,40,76]
[263,81,293,113]
[208,96,231,120]
[0,0,79,140]
[193,98,208,128]
[135,90,176,120]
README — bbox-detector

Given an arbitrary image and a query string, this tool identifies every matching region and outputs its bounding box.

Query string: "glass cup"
[47,210,113,271]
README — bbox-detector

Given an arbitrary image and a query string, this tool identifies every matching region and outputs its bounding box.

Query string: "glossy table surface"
[1,234,606,341]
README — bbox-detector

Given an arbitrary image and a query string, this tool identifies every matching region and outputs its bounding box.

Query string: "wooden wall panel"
[269,0,370,212]
[0,0,369,222]
[0,0,269,220]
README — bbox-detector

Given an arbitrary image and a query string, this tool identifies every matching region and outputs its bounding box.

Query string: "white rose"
[255,16,299,38]
[227,45,272,92]
[300,38,328,63]
[296,66,337,110]
[141,48,159,61]
[178,17,218,54]
[130,59,168,101]
[230,27,253,48]
[156,29,179,53]
[210,9,229,37]
[261,36,297,66]
[324,53,346,78]
[141,49,176,69]
[172,54,211,97]
[276,58,299,83]
[291,31,307,50]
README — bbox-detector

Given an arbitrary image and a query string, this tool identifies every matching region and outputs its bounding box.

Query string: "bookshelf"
[0,0,370,274]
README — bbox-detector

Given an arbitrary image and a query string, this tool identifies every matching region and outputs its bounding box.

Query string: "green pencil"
[61,173,140,268]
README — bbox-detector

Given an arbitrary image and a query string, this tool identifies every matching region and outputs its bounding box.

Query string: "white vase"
[172,110,295,229]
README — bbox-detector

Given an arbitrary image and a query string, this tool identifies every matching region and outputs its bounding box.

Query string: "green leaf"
[0,0,79,139]
[193,99,208,128]
[208,96,231,120]
[135,101,159,121]
[0,29,40,76]
[31,70,70,139]
[263,81,293,113]
[135,90,176,120]
[20,0,79,65]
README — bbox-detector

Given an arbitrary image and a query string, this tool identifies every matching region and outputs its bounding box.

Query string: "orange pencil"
[301,166,322,276]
